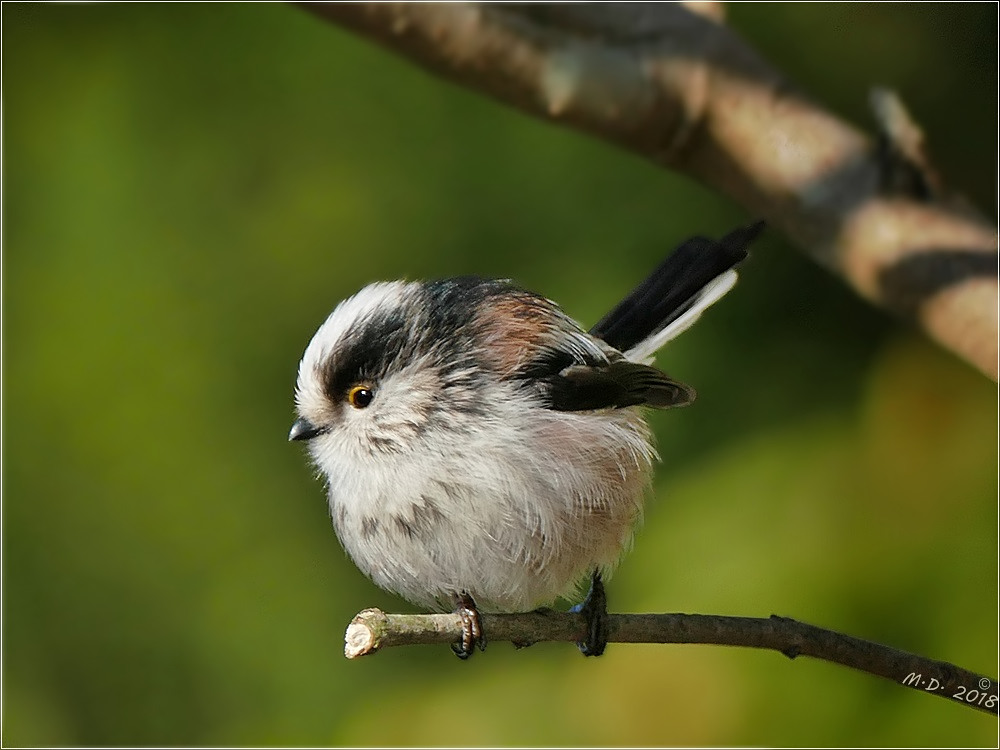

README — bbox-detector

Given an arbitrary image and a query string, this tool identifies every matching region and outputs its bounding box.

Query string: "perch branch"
[346,608,999,716]
[300,2,998,380]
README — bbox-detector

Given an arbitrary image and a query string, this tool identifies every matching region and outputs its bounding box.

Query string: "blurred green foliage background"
[3,3,996,746]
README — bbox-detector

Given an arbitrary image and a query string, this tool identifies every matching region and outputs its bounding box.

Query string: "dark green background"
[3,3,996,746]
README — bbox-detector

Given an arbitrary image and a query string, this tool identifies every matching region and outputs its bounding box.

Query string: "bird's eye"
[348,385,374,409]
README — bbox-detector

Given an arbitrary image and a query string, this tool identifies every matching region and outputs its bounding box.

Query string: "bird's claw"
[572,570,608,657]
[451,592,486,659]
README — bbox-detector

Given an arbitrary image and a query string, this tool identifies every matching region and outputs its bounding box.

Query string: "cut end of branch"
[344,608,387,659]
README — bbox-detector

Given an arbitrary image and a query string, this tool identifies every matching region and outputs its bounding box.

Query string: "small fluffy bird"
[290,222,762,657]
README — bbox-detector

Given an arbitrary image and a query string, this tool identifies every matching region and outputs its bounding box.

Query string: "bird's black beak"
[288,417,322,442]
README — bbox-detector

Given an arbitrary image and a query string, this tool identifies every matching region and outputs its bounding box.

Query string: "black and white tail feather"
[593,220,763,364]
[546,220,762,415]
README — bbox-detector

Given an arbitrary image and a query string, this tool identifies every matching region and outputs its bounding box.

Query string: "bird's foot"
[451,592,487,659]
[570,570,608,657]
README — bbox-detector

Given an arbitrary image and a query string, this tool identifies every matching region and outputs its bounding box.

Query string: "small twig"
[345,608,999,716]
[870,87,943,200]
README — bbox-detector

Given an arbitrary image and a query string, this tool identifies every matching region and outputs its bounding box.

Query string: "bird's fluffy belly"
[328,408,654,611]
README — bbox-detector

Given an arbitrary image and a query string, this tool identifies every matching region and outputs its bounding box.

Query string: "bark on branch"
[345,607,999,716]
[300,2,998,380]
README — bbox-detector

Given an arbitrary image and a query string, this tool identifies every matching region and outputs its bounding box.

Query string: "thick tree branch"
[301,2,998,380]
[346,608,999,716]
